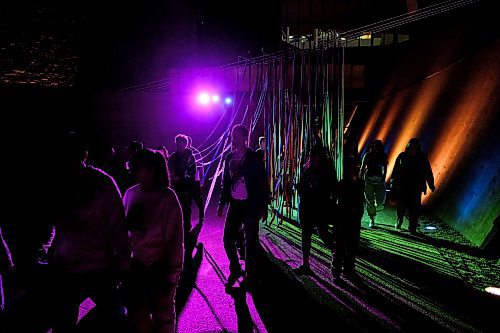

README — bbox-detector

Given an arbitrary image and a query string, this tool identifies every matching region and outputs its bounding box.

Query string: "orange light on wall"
[373,93,406,144]
[358,98,388,153]
[424,55,498,204]
[385,75,448,182]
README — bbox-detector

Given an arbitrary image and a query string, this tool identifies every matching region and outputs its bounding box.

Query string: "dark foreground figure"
[218,125,268,290]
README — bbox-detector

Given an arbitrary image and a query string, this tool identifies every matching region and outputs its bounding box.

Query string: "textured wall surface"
[358,9,499,247]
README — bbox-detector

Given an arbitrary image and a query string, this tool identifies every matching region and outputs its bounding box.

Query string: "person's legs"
[128,263,153,333]
[299,208,314,268]
[90,269,123,329]
[396,189,408,229]
[375,181,386,213]
[152,263,179,333]
[178,191,192,234]
[408,190,421,233]
[344,222,361,273]
[51,272,83,333]
[223,202,244,285]
[364,180,376,227]
[332,226,346,276]
[177,191,194,266]
[242,205,259,282]
[316,223,334,251]
[236,226,245,261]
[192,182,204,222]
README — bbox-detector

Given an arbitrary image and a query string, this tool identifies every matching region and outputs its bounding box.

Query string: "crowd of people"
[295,137,435,278]
[0,124,435,331]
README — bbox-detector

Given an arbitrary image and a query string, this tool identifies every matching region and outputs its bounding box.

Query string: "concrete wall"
[357,3,499,247]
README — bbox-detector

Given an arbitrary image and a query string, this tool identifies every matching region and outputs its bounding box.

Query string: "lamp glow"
[198,93,210,105]
[485,287,500,296]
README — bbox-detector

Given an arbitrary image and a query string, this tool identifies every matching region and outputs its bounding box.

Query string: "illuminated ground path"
[176,214,267,333]
[72,213,267,333]
[53,205,499,332]
[260,204,500,332]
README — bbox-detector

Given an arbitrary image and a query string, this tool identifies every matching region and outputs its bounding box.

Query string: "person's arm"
[194,151,205,182]
[383,154,388,181]
[391,153,403,181]
[424,156,435,192]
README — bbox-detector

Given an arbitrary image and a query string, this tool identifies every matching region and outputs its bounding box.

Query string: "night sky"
[1,0,281,89]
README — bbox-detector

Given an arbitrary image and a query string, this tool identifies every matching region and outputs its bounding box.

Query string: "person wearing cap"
[391,138,435,233]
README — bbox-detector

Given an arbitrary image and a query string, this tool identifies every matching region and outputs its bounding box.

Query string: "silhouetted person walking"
[50,132,130,332]
[168,135,196,264]
[392,138,435,233]
[295,145,336,275]
[360,140,388,228]
[333,156,364,278]
[218,125,268,290]
[124,149,183,333]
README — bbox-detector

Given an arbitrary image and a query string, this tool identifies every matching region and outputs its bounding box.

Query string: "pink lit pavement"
[73,214,268,333]
[177,214,267,333]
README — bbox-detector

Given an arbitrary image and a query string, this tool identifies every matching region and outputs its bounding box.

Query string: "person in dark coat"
[50,132,130,332]
[168,134,196,264]
[333,156,364,278]
[391,138,435,233]
[295,145,336,275]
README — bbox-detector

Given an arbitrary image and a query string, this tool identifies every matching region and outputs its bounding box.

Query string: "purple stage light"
[198,93,210,105]
[224,97,232,105]
[212,95,220,103]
